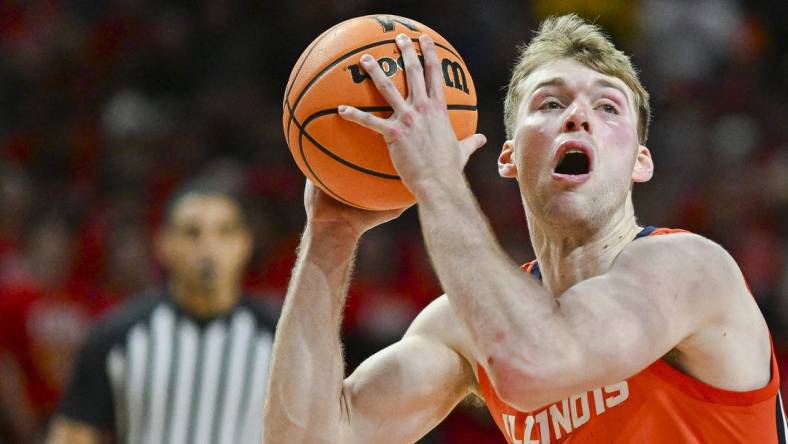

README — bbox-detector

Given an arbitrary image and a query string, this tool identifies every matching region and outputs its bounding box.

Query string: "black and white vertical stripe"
[106,305,273,444]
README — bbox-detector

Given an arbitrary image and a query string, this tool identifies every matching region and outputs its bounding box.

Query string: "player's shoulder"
[405,295,454,336]
[631,226,711,247]
[626,228,735,266]
[621,228,745,295]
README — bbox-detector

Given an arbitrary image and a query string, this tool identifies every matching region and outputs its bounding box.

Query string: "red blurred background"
[0,1,785,442]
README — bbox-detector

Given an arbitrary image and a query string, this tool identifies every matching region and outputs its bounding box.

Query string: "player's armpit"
[338,300,476,444]
[46,417,102,444]
[491,233,769,411]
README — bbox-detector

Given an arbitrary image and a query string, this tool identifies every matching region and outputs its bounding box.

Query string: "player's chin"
[540,193,598,224]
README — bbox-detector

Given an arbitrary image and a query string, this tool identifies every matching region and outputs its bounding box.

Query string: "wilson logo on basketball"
[347,56,470,94]
[372,16,420,33]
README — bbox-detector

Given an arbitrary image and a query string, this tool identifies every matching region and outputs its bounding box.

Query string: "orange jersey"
[477,227,786,443]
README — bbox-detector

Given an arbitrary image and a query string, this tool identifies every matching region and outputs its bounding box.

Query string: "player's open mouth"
[551,140,594,183]
[555,151,590,175]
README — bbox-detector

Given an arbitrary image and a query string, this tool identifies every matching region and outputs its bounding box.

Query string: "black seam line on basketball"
[284,38,462,147]
[290,99,365,203]
[283,42,319,110]
[284,22,346,146]
[296,116,361,208]
[300,108,400,180]
[297,103,479,180]
[284,22,345,100]
[285,33,333,145]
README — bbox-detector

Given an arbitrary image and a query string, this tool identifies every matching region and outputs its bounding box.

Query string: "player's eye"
[540,100,563,111]
[598,103,618,114]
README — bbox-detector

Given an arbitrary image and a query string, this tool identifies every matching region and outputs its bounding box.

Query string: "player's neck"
[528,200,641,296]
[170,279,240,319]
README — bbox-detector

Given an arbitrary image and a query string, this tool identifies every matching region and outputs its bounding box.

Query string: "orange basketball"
[282,15,477,210]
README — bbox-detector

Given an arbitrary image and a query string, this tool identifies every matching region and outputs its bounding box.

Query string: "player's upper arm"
[498,233,749,409]
[339,296,476,444]
[46,417,102,444]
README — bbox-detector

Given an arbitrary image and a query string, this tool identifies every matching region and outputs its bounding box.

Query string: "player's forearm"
[416,179,563,396]
[262,223,359,442]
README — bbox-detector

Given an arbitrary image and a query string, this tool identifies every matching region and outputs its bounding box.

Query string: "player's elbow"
[261,390,345,443]
[486,351,558,411]
[486,345,582,411]
[262,412,341,444]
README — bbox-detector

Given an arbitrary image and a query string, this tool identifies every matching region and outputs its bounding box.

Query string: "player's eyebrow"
[594,78,630,104]
[529,77,631,104]
[529,77,565,96]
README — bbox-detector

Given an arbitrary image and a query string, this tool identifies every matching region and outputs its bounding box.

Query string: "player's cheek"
[604,116,637,147]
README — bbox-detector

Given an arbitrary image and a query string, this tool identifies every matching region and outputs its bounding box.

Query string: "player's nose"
[562,103,591,134]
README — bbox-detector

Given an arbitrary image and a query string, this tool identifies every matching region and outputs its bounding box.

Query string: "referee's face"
[159,194,252,299]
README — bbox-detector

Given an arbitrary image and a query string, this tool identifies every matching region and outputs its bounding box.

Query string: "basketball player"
[263,14,784,443]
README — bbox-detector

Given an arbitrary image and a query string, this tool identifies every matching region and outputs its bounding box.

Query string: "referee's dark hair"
[163,181,249,227]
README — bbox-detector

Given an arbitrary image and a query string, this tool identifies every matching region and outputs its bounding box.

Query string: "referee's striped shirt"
[58,290,277,444]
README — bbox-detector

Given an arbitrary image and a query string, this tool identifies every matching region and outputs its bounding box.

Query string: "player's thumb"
[459,133,487,167]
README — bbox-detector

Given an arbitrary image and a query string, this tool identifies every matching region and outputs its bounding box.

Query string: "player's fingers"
[359,54,408,112]
[458,133,487,167]
[395,34,426,105]
[338,105,392,134]
[419,34,446,104]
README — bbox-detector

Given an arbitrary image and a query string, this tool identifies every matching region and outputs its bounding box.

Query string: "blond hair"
[503,14,650,143]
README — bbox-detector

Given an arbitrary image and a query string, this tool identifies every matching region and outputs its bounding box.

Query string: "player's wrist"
[409,171,469,204]
[303,221,364,251]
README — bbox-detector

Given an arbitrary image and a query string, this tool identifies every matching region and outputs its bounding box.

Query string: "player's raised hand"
[338,33,486,199]
[303,180,407,237]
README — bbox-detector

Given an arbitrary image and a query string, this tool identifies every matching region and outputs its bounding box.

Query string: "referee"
[47,184,277,444]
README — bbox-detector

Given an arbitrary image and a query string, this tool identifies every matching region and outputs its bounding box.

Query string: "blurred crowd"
[0,0,785,443]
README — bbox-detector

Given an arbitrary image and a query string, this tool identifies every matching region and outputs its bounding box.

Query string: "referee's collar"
[162,287,246,327]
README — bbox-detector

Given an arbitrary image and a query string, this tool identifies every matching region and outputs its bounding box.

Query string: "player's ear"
[632,144,653,183]
[498,140,518,179]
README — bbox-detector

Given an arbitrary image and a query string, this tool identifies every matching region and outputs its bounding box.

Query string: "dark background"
[0,0,785,442]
